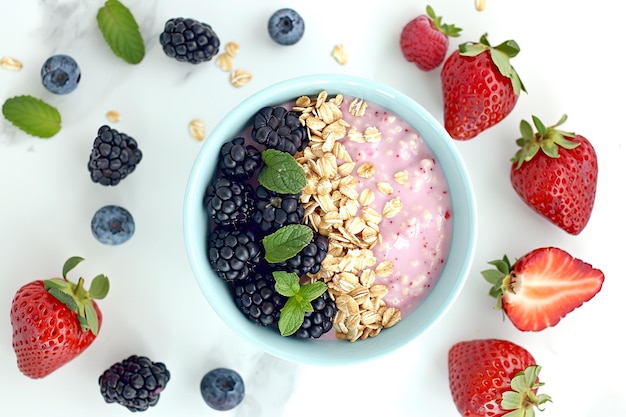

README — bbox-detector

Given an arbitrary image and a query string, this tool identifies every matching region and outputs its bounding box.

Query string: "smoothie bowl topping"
[202,89,453,342]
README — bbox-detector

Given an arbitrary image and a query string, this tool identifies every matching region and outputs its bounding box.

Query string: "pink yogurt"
[336,98,452,317]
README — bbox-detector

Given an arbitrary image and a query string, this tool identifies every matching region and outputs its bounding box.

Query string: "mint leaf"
[278,297,306,336]
[263,224,313,263]
[2,95,61,138]
[276,280,328,336]
[299,281,327,302]
[97,0,145,64]
[258,149,306,194]
[273,271,300,297]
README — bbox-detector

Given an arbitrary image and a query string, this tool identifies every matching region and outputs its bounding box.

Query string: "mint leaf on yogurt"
[262,224,313,263]
[258,149,306,194]
[2,95,62,138]
[97,0,145,64]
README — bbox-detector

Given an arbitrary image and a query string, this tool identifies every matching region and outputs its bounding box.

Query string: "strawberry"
[399,5,462,71]
[482,247,604,332]
[441,33,525,140]
[510,114,598,235]
[10,256,109,378]
[448,339,551,417]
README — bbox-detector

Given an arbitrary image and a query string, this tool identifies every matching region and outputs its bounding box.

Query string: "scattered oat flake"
[106,110,121,123]
[475,0,486,10]
[216,53,233,72]
[1,56,22,71]
[230,69,252,87]
[188,119,206,141]
[225,42,240,57]
[331,44,348,65]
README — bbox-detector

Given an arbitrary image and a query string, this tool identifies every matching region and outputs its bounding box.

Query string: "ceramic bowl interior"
[183,74,477,365]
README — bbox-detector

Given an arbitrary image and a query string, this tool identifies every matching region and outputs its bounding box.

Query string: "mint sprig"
[262,224,313,263]
[97,0,145,64]
[2,95,62,138]
[258,149,306,194]
[273,271,327,336]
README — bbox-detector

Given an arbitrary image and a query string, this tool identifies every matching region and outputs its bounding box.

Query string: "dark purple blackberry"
[231,270,287,327]
[293,290,337,339]
[208,227,263,281]
[274,233,328,277]
[251,106,308,155]
[159,17,220,64]
[218,137,262,180]
[98,355,170,412]
[204,177,254,229]
[88,125,142,186]
[251,185,304,234]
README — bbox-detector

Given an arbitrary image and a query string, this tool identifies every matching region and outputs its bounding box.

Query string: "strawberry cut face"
[502,247,604,331]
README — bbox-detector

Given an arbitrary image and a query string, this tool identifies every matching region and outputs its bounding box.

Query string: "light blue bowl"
[183,74,477,365]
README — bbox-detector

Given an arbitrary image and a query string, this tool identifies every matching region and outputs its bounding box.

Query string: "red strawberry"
[441,34,525,140]
[400,5,462,71]
[510,114,598,235]
[482,247,604,331]
[448,339,551,417]
[10,256,109,378]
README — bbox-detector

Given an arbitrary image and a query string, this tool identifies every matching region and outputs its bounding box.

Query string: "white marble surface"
[1,0,624,416]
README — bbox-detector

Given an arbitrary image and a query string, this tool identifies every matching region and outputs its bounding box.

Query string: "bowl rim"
[183,74,477,366]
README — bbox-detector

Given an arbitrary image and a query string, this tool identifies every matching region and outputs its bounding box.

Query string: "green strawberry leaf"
[89,274,110,299]
[83,302,100,335]
[263,224,313,263]
[501,366,552,414]
[273,271,300,297]
[46,285,79,311]
[258,149,306,194]
[2,95,62,138]
[62,256,85,278]
[97,0,145,64]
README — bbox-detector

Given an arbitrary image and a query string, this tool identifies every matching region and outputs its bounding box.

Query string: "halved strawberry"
[482,247,604,331]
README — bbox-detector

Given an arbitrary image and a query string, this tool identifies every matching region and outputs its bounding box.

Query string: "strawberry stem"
[501,365,552,415]
[43,257,109,335]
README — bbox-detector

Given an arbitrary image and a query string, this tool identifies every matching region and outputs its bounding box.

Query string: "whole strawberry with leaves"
[483,247,604,331]
[441,33,525,140]
[400,5,462,71]
[510,114,598,235]
[10,256,109,378]
[448,339,551,417]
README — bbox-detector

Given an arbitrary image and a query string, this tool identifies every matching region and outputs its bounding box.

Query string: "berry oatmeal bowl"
[183,74,477,365]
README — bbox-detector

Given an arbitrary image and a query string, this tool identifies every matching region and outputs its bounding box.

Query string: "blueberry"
[40,55,81,94]
[91,205,135,245]
[267,8,305,46]
[200,368,245,411]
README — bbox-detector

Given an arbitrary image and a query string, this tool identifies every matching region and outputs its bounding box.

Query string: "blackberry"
[98,355,170,412]
[159,17,220,64]
[231,270,287,327]
[87,125,142,186]
[208,227,263,282]
[294,290,337,339]
[218,137,262,180]
[251,185,304,234]
[275,233,329,276]
[204,177,254,229]
[251,106,308,155]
